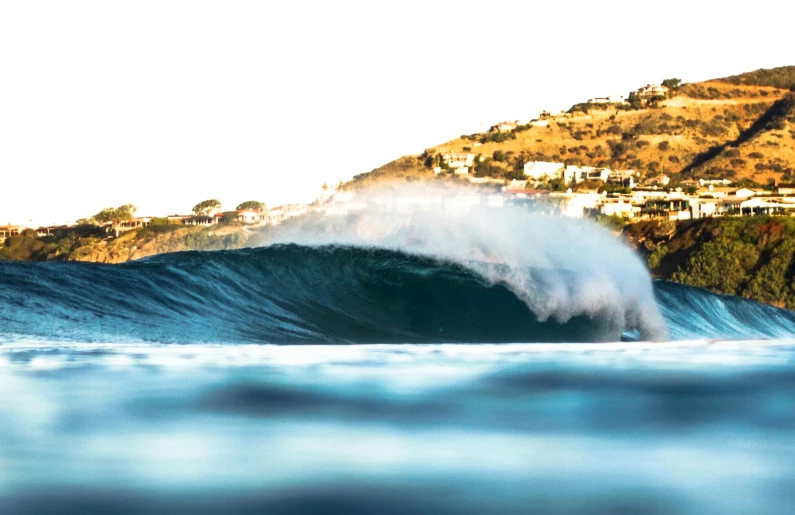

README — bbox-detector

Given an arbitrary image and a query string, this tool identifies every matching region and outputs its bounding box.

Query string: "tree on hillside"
[236,200,265,211]
[662,78,682,90]
[192,199,222,215]
[92,204,137,226]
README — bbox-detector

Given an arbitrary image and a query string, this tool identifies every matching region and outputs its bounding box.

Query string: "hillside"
[624,216,795,309]
[716,65,795,91]
[349,66,795,189]
[0,225,253,263]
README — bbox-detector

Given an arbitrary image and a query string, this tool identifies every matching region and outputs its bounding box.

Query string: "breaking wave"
[2,185,794,344]
[1,244,794,344]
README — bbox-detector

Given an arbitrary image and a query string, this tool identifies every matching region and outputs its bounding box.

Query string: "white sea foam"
[267,184,669,341]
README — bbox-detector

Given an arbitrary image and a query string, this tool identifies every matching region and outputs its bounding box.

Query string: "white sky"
[1,0,792,226]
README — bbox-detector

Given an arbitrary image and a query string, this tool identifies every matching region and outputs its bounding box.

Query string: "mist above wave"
[269,184,669,341]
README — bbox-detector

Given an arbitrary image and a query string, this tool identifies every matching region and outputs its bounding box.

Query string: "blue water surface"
[1,341,794,514]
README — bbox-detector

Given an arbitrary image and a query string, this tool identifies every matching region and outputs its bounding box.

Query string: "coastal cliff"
[624,216,795,309]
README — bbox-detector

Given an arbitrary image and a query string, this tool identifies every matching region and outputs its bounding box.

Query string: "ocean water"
[2,341,795,514]
[2,226,795,513]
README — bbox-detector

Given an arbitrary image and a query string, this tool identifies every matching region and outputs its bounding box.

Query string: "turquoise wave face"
[2,245,795,344]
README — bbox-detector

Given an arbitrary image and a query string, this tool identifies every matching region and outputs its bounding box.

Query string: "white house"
[699,178,732,187]
[563,166,612,184]
[524,161,565,180]
[184,215,219,226]
[490,121,519,133]
[692,199,720,219]
[559,192,600,218]
[0,224,26,243]
[116,217,153,233]
[235,210,268,224]
[643,174,670,187]
[587,96,626,105]
[599,199,640,218]
[698,185,754,198]
[441,152,475,175]
[739,198,795,216]
[587,168,612,182]
[635,84,670,99]
[564,165,594,184]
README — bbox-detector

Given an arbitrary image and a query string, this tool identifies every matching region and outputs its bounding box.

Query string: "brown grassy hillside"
[716,66,795,91]
[350,66,795,188]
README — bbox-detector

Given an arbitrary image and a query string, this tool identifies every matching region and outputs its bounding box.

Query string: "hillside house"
[184,215,219,226]
[738,198,795,216]
[562,166,612,184]
[564,166,593,184]
[642,198,692,220]
[490,121,519,133]
[635,84,670,99]
[697,186,755,198]
[596,199,640,218]
[524,161,565,180]
[643,174,671,187]
[117,217,153,234]
[0,225,26,243]
[587,96,626,105]
[699,178,732,187]
[719,196,744,215]
[235,210,268,224]
[441,152,475,175]
[559,192,600,218]
[587,168,611,182]
[36,225,71,238]
[777,184,795,195]
[692,199,720,219]
[607,169,636,187]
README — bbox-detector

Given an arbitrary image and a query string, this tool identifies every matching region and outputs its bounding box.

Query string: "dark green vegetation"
[236,200,265,210]
[192,199,222,215]
[626,216,795,308]
[86,204,137,226]
[0,226,102,261]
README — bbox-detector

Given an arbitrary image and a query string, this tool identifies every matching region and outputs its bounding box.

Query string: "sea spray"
[268,184,670,341]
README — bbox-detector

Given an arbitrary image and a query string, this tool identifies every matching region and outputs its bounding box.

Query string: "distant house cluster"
[501,180,795,221]
[568,82,671,111]
[4,205,307,243]
[522,161,636,187]
[311,183,795,225]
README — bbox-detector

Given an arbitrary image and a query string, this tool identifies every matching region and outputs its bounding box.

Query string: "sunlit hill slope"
[350,66,795,189]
